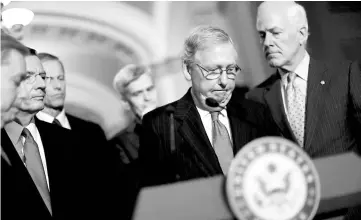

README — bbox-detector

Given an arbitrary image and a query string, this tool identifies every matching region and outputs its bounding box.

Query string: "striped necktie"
[22,128,52,214]
[210,112,234,174]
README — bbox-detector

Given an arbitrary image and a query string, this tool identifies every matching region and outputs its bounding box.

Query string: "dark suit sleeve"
[260,103,281,137]
[349,61,361,153]
[138,113,168,187]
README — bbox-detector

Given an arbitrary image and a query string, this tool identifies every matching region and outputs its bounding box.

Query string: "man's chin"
[49,102,65,110]
[267,58,284,68]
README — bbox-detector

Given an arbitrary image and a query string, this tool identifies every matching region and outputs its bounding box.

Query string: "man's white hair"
[257,1,309,36]
[113,64,151,100]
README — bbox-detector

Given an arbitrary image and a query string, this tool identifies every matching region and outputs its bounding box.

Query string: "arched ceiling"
[3,1,167,137]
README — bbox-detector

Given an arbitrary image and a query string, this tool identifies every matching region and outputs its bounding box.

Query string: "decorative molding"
[26,23,139,64]
[5,1,165,63]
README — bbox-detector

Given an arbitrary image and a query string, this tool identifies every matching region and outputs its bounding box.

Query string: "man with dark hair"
[2,48,76,219]
[138,26,279,187]
[1,30,29,128]
[35,52,128,219]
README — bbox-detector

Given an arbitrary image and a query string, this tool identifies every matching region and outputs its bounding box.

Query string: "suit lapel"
[304,59,329,150]
[1,128,51,216]
[35,118,74,215]
[174,91,222,175]
[1,129,28,172]
[264,74,297,142]
[226,103,243,154]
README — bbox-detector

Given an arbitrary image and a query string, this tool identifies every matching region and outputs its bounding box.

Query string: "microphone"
[165,105,176,154]
[205,97,220,108]
[165,105,179,180]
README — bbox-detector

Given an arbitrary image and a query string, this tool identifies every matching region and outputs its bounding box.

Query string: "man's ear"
[182,61,192,81]
[299,26,308,46]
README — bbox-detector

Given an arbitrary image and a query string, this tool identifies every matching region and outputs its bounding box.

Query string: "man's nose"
[53,79,62,89]
[263,32,273,47]
[35,75,46,89]
[219,71,228,88]
[144,91,151,101]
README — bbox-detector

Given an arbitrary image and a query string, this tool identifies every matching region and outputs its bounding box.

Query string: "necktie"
[52,118,62,127]
[210,112,234,174]
[22,128,52,214]
[285,72,305,147]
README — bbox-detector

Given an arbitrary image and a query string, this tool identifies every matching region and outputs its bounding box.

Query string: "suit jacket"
[1,119,79,220]
[64,113,131,220]
[109,122,142,164]
[138,89,279,187]
[247,58,361,158]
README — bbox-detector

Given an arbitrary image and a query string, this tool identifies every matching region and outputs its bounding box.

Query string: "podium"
[133,152,361,220]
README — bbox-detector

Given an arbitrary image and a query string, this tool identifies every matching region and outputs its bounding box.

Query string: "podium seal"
[226,137,321,220]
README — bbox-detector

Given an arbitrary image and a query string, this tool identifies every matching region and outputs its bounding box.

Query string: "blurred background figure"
[35,52,126,219]
[109,64,158,219]
[1,30,29,128]
[111,64,157,164]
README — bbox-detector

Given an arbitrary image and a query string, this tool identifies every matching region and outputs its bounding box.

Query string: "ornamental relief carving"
[24,23,139,64]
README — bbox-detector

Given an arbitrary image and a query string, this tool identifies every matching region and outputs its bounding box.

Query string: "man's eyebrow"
[268,27,283,32]
[26,71,36,75]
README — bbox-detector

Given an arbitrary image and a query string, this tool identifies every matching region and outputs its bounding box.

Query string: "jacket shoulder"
[142,101,177,123]
[246,73,278,102]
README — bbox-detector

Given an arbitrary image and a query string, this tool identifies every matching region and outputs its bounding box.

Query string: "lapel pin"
[320,80,325,85]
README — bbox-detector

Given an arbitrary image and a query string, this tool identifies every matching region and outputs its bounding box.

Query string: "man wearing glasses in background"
[139,26,279,187]
[1,48,97,219]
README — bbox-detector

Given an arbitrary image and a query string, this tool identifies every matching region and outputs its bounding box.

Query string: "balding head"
[256,1,309,71]
[257,1,308,33]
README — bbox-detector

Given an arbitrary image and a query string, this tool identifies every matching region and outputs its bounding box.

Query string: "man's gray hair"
[257,1,309,36]
[37,52,65,73]
[181,25,236,66]
[113,64,151,100]
[288,2,309,35]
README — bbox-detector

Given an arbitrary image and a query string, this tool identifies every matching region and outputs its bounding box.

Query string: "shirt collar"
[36,109,67,126]
[36,111,54,124]
[279,52,310,82]
[4,118,37,152]
[56,109,67,126]
[195,105,228,118]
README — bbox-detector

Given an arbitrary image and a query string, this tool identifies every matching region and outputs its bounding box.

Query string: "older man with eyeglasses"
[138,26,280,187]
[1,48,109,220]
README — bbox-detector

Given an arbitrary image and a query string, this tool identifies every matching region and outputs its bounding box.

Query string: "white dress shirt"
[280,52,310,116]
[4,120,50,190]
[196,106,233,146]
[36,109,71,130]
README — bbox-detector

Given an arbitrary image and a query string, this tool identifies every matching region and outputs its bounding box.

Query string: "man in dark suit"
[34,52,130,219]
[247,2,361,219]
[139,26,279,188]
[1,48,77,219]
[247,1,361,158]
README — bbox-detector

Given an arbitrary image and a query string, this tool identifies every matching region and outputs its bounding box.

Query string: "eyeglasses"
[194,63,241,80]
[24,71,47,84]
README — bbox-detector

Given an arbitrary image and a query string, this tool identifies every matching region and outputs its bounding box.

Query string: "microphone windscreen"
[166,105,176,114]
[205,98,219,108]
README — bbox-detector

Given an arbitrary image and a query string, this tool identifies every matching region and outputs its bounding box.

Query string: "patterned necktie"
[52,118,62,127]
[210,112,234,174]
[285,72,305,147]
[22,128,52,214]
